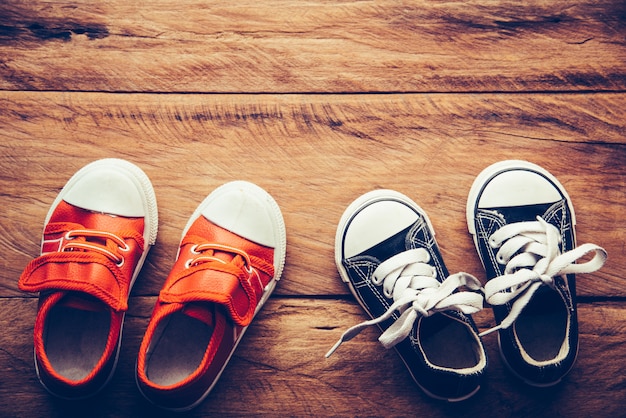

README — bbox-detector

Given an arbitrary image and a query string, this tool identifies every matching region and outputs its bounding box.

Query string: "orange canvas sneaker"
[18,159,158,399]
[136,181,286,411]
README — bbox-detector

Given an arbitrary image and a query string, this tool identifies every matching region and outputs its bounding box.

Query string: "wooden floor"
[1,1,625,417]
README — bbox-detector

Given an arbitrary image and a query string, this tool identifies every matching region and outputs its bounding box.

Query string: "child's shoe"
[136,181,286,411]
[19,159,158,399]
[467,160,606,386]
[328,190,487,401]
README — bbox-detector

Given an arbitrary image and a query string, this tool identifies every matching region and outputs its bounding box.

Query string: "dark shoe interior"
[514,285,568,362]
[419,313,482,370]
[44,294,110,381]
[145,308,214,386]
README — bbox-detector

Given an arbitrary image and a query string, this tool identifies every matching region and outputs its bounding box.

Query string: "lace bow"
[326,248,483,357]
[480,216,607,336]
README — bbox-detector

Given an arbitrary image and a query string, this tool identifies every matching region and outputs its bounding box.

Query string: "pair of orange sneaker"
[18,159,287,411]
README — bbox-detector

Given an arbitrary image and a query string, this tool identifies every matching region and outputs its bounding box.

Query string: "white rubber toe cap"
[338,190,423,259]
[477,168,562,209]
[63,166,149,217]
[198,181,282,249]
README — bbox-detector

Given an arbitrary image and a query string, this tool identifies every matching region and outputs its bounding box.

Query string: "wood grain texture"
[0,0,625,93]
[1,1,625,416]
[1,297,625,417]
[1,92,624,298]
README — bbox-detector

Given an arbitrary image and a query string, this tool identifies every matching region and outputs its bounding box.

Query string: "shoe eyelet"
[116,257,125,268]
[64,231,76,241]
[185,258,194,269]
[489,237,499,248]
[118,242,130,252]
[190,245,201,255]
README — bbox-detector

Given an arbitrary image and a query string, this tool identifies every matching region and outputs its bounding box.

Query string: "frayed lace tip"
[325,340,342,358]
[479,326,501,338]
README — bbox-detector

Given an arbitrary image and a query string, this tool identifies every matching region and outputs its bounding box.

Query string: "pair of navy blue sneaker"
[327,160,607,401]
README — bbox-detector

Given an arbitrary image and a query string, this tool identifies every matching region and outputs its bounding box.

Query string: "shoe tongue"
[58,292,109,312]
[181,303,215,327]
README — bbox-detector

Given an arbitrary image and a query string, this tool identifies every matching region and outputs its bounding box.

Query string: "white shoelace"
[479,216,607,337]
[326,248,483,358]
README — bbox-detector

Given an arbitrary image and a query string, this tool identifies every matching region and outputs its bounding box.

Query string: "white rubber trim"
[466,159,576,237]
[496,331,578,388]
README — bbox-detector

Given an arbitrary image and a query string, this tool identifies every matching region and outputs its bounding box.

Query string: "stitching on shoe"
[476,210,505,274]
[542,199,575,311]
[406,218,444,281]
[344,256,395,316]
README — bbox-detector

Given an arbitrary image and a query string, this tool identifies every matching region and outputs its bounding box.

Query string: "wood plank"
[1,0,625,93]
[1,91,624,298]
[1,297,624,416]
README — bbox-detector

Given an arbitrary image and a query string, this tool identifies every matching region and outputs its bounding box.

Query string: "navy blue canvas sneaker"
[327,190,487,402]
[467,160,607,387]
